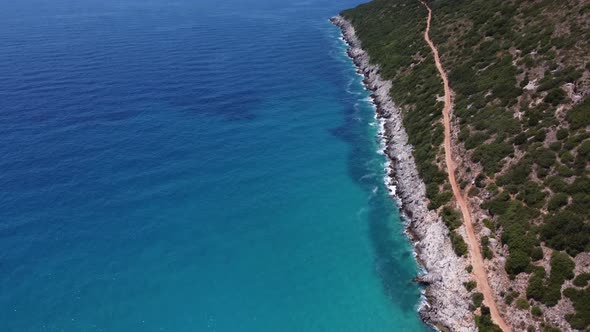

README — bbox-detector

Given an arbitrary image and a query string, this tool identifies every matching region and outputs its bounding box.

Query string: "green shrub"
[505,250,531,276]
[545,88,567,106]
[567,98,590,130]
[472,141,513,175]
[482,218,495,231]
[475,306,503,332]
[556,128,569,140]
[547,193,568,211]
[514,133,527,145]
[465,132,489,150]
[550,141,562,152]
[557,165,574,177]
[464,280,477,291]
[537,166,549,179]
[545,176,567,193]
[563,287,590,330]
[487,182,499,194]
[541,251,575,306]
[516,297,530,310]
[534,148,556,169]
[531,306,543,317]
[559,151,574,164]
[482,245,493,259]
[527,267,546,301]
[567,176,590,195]
[542,210,590,256]
[441,207,462,230]
[481,191,511,216]
[475,173,487,188]
[551,251,575,278]
[573,272,590,287]
[499,201,539,267]
[540,322,563,332]
[451,232,468,257]
[428,191,453,210]
[517,181,547,208]
[530,247,544,261]
[481,236,489,246]
[577,140,590,161]
[497,159,531,186]
[472,292,484,307]
[505,291,519,304]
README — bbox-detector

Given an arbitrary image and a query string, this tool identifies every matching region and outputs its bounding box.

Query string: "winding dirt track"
[418,2,510,331]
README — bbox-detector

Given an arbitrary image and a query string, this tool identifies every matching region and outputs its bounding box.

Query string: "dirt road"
[418,1,510,331]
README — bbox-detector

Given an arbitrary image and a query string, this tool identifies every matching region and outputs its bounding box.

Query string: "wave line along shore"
[331,15,476,332]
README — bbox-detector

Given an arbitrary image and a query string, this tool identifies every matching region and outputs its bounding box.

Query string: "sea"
[0,0,429,330]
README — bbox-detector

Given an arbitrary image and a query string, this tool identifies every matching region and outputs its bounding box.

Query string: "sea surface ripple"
[0,0,428,331]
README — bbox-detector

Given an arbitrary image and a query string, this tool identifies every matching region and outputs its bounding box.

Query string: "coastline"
[331,15,476,332]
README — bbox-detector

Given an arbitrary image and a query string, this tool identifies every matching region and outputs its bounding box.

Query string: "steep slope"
[340,0,590,331]
[418,1,509,330]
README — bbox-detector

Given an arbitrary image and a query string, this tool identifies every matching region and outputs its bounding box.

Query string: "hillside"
[340,0,590,331]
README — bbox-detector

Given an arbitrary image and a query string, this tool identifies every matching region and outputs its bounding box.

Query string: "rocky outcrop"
[331,15,476,332]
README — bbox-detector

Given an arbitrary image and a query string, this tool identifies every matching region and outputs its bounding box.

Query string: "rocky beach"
[331,15,476,332]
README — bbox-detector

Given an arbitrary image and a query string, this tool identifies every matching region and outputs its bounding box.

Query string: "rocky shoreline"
[331,15,476,332]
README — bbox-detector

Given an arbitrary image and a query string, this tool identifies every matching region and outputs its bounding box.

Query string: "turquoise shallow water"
[0,0,428,330]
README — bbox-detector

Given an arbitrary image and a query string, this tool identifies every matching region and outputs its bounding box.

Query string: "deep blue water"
[0,0,428,330]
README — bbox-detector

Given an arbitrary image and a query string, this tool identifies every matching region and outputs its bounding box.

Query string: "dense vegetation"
[427,0,590,329]
[342,0,590,330]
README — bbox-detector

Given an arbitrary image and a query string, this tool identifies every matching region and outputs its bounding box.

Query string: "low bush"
[472,141,513,175]
[475,306,503,332]
[545,88,567,106]
[563,287,590,330]
[557,165,574,177]
[505,250,531,276]
[497,158,531,186]
[482,218,495,231]
[465,132,489,150]
[542,209,590,256]
[550,141,562,152]
[542,251,575,306]
[567,98,590,130]
[504,291,519,305]
[451,232,468,256]
[530,247,544,261]
[573,272,590,287]
[464,280,477,291]
[441,206,462,230]
[517,181,547,208]
[534,148,556,169]
[559,151,574,164]
[527,267,547,301]
[531,306,543,317]
[499,202,539,275]
[472,292,484,307]
[540,322,563,332]
[516,297,530,310]
[482,245,493,259]
[428,191,453,210]
[514,133,527,145]
[545,176,567,193]
[547,193,568,211]
[556,128,569,140]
